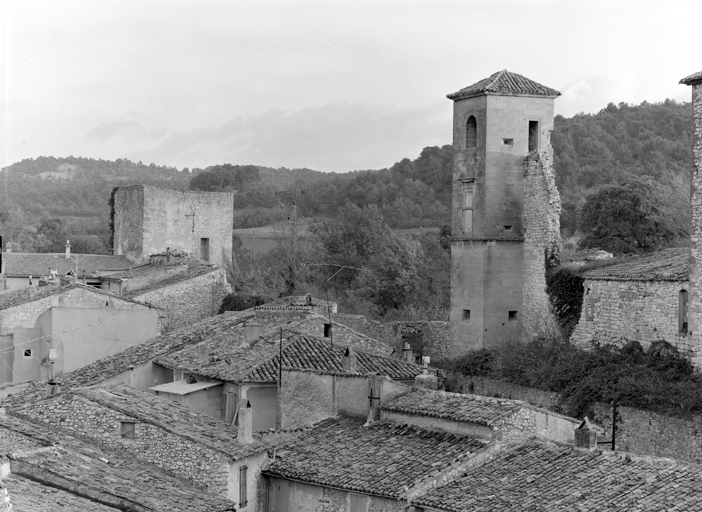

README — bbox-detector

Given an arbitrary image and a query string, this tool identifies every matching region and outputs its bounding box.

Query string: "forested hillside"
[0,98,694,250]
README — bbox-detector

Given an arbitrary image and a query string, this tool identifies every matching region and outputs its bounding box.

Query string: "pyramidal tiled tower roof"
[680,71,702,85]
[447,69,561,100]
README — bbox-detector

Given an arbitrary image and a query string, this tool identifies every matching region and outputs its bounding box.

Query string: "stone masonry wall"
[570,279,691,352]
[14,394,231,497]
[687,81,702,367]
[522,151,560,335]
[332,314,450,360]
[0,287,152,336]
[131,268,230,332]
[449,373,702,465]
[113,185,233,267]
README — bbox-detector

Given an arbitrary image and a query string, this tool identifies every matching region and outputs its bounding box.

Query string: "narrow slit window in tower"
[508,311,518,322]
[462,309,471,322]
[679,289,689,334]
[200,237,210,262]
[528,121,539,151]
[466,116,477,150]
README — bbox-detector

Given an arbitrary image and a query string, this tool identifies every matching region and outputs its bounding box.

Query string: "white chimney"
[343,347,357,373]
[574,417,598,451]
[238,399,253,444]
[401,342,413,363]
[65,240,71,259]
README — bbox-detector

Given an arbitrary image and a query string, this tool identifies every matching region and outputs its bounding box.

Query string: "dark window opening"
[502,138,514,145]
[183,373,196,384]
[680,290,689,334]
[200,237,210,262]
[239,465,248,507]
[508,311,518,321]
[120,421,136,440]
[504,225,513,231]
[528,121,539,151]
[466,116,477,150]
[462,309,471,321]
[323,323,332,337]
[23,349,32,358]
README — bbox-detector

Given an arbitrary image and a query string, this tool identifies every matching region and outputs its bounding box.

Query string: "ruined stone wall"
[0,287,152,336]
[570,279,690,352]
[113,185,233,267]
[522,151,560,335]
[331,314,450,360]
[130,268,229,332]
[686,82,702,367]
[14,394,232,497]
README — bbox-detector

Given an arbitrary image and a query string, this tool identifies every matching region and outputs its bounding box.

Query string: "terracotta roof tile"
[680,71,702,85]
[582,247,689,281]
[3,252,133,277]
[447,69,561,100]
[413,440,702,511]
[156,328,423,383]
[265,417,488,498]
[5,474,120,511]
[0,414,236,511]
[382,389,526,427]
[0,282,156,311]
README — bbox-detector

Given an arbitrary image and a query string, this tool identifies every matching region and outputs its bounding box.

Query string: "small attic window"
[466,116,477,150]
[508,311,518,322]
[23,349,32,359]
[462,309,471,321]
[502,138,514,146]
[120,421,136,440]
[323,323,332,338]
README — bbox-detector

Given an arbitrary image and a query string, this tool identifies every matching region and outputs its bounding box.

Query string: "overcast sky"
[1,0,698,173]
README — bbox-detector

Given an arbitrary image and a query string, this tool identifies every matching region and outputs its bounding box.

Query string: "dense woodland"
[0,99,695,318]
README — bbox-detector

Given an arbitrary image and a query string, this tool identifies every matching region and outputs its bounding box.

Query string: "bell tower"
[447,70,560,354]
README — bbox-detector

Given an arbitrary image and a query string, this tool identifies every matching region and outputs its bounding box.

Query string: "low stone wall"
[570,279,691,353]
[448,373,702,464]
[332,314,451,360]
[131,268,229,332]
[13,394,231,496]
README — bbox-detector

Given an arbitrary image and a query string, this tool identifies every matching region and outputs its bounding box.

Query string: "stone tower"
[681,70,702,365]
[447,70,560,354]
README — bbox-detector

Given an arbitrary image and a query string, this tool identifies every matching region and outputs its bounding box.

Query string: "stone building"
[13,384,268,508]
[112,185,233,267]
[447,70,561,354]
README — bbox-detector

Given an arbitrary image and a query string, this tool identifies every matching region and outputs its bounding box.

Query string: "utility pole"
[287,201,298,294]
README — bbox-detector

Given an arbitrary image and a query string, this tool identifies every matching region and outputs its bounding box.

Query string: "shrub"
[218,293,270,314]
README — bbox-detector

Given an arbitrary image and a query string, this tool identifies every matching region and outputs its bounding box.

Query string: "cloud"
[134,101,451,172]
[86,120,142,142]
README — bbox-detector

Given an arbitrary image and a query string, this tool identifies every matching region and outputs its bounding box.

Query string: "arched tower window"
[466,116,477,150]
[679,289,689,334]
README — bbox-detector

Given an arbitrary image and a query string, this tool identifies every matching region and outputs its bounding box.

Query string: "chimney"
[238,399,253,444]
[401,342,414,363]
[343,347,357,373]
[65,240,71,259]
[414,355,438,390]
[245,323,260,343]
[574,417,598,451]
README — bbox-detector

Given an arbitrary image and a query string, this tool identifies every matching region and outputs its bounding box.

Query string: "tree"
[578,176,688,255]
[36,217,71,253]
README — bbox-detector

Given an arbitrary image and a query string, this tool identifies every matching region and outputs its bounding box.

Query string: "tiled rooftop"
[3,252,133,277]
[50,385,265,460]
[252,295,336,313]
[265,416,488,499]
[0,282,154,311]
[156,328,423,383]
[582,247,689,281]
[413,440,702,511]
[1,312,254,409]
[0,414,236,511]
[382,389,525,427]
[123,265,220,298]
[680,71,702,85]
[5,474,119,511]
[447,69,561,100]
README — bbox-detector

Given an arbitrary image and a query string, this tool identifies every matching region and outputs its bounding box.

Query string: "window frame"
[119,420,137,440]
[239,465,248,507]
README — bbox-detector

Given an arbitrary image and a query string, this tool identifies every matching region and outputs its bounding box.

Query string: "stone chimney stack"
[65,240,71,259]
[244,323,260,344]
[238,399,253,444]
[680,70,702,366]
[574,417,598,451]
[342,347,357,373]
[401,342,414,363]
